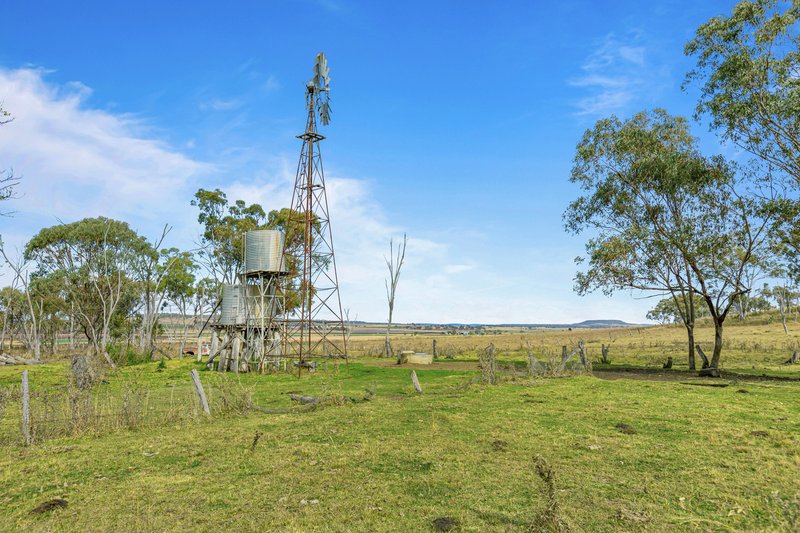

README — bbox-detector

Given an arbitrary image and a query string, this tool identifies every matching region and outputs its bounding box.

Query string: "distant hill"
[350,319,642,330]
[570,319,634,328]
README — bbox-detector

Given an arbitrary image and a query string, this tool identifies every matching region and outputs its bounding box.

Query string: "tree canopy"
[685,0,800,184]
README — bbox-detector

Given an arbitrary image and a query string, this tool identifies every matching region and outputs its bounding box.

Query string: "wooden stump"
[663,356,673,369]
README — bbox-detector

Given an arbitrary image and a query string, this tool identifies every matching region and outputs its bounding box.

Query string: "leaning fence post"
[410,370,423,394]
[190,369,211,415]
[21,370,31,446]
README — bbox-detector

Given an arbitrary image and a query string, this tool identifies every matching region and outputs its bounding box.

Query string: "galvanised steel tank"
[244,230,287,275]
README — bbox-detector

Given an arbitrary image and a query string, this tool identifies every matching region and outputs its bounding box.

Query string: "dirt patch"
[432,517,459,531]
[593,366,800,383]
[749,430,769,438]
[616,423,637,435]
[31,498,68,514]
[491,439,508,452]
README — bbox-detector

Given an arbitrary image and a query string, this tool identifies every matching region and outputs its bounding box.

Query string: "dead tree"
[577,340,590,371]
[0,242,43,360]
[600,344,610,364]
[384,234,407,361]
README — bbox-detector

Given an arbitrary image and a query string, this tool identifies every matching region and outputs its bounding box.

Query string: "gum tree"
[565,109,781,369]
[24,217,153,366]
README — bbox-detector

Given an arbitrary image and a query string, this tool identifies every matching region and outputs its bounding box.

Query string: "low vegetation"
[0,319,798,531]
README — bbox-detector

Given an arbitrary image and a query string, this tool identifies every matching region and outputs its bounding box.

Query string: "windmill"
[266,52,347,372]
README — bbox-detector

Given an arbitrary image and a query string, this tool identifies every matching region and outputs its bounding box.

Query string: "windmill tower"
[270,52,347,370]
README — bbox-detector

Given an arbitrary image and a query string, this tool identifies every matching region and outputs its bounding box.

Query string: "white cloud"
[570,33,663,117]
[0,67,655,324]
[0,67,209,233]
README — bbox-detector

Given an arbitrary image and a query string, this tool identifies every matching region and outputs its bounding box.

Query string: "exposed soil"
[31,499,68,514]
[593,366,800,383]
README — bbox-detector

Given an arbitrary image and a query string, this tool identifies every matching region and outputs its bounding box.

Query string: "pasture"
[1,318,799,531]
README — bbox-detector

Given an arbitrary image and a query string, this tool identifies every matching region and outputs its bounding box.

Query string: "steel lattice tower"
[275,53,347,368]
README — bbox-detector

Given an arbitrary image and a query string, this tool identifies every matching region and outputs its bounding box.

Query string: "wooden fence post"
[410,370,423,394]
[432,339,437,358]
[191,369,211,415]
[21,370,31,446]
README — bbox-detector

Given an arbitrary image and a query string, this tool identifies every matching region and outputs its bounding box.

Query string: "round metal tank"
[218,284,245,326]
[244,230,287,274]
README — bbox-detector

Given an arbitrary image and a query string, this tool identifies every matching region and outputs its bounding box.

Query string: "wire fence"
[0,372,253,447]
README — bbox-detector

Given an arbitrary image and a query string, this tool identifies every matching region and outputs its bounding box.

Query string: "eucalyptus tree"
[565,109,782,369]
[686,0,800,273]
[192,189,269,284]
[161,250,198,356]
[647,294,709,324]
[192,189,308,312]
[0,243,44,359]
[686,0,800,184]
[0,286,25,352]
[24,217,154,366]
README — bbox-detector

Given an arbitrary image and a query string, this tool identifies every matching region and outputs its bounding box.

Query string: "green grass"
[1,358,799,531]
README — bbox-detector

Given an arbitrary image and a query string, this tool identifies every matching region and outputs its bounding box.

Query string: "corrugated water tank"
[244,230,287,274]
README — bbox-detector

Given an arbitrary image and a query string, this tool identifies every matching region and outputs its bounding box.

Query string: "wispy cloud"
[263,75,280,93]
[0,67,209,240]
[0,67,653,324]
[199,98,243,111]
[570,32,664,117]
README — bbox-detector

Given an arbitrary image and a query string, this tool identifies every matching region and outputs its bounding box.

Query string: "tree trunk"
[385,319,392,359]
[695,344,710,369]
[710,317,723,369]
[686,323,696,370]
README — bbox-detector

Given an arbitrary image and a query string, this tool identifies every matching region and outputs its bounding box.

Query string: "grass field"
[1,318,799,531]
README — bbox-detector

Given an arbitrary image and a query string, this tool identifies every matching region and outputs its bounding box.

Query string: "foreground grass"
[1,359,799,531]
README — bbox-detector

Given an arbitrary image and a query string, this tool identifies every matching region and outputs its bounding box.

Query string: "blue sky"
[0,0,740,324]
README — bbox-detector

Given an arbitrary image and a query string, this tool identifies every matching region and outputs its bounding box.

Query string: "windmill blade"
[317,92,331,125]
[312,52,330,89]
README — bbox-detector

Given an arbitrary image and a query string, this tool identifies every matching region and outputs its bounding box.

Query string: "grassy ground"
[349,315,800,378]
[0,354,799,532]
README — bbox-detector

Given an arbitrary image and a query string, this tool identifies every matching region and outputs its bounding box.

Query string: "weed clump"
[529,455,570,532]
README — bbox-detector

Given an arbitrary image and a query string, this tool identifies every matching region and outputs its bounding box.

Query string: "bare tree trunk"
[384,234,407,362]
[779,295,789,334]
[710,318,724,369]
[0,310,7,353]
[686,323,696,370]
[385,320,391,359]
